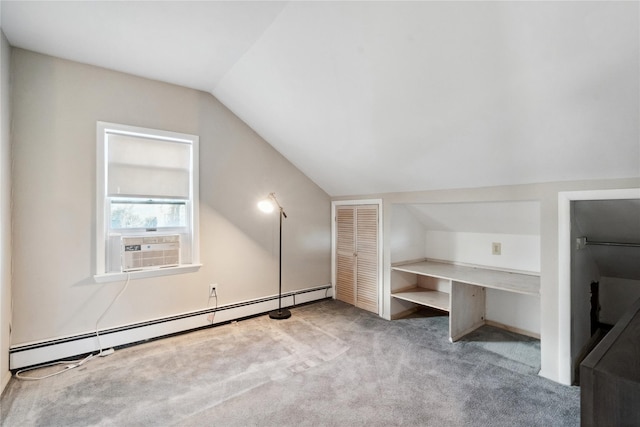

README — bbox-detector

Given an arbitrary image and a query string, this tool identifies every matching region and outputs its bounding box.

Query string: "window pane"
[110,198,186,229]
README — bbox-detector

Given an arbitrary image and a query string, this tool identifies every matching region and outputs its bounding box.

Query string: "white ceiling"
[2,1,639,196]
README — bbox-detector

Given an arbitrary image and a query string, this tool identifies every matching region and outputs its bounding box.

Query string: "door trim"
[557,188,640,385]
[331,199,383,315]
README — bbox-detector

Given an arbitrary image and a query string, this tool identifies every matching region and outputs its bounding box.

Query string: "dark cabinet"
[581,297,640,426]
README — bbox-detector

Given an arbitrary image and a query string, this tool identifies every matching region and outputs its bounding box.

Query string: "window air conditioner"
[121,235,180,272]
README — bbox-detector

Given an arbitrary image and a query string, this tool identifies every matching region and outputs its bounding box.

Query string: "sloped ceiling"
[2,1,639,196]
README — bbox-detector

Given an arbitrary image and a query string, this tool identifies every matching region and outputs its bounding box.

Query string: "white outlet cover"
[492,242,502,255]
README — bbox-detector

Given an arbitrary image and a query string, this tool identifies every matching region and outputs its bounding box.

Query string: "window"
[96,122,200,278]
[109,198,187,230]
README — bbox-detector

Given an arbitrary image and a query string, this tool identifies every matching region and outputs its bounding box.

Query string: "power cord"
[15,353,95,381]
[15,273,130,381]
[95,273,131,356]
[207,288,218,325]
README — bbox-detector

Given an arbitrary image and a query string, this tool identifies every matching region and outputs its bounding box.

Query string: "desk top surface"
[392,260,540,296]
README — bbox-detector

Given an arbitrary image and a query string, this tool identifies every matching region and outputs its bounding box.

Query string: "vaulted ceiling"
[2,1,639,196]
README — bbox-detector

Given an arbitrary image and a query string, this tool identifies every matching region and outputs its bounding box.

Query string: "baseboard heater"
[10,285,332,370]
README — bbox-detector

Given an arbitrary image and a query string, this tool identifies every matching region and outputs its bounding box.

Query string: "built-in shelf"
[391,287,450,312]
[391,259,540,341]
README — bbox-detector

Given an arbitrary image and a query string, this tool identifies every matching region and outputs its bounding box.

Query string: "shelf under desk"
[391,287,450,312]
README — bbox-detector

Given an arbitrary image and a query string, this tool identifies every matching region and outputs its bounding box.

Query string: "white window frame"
[95,122,201,282]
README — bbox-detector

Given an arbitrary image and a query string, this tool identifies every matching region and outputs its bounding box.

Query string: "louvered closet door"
[336,206,356,305]
[355,205,378,313]
[335,205,379,314]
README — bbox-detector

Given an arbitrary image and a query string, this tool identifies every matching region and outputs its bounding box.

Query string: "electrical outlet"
[492,242,502,255]
[208,284,218,297]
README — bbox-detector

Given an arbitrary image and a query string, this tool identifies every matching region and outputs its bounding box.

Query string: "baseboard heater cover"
[10,285,332,370]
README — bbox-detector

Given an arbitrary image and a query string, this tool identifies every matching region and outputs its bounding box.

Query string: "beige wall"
[10,49,330,346]
[335,177,640,384]
[1,31,12,392]
[8,45,639,388]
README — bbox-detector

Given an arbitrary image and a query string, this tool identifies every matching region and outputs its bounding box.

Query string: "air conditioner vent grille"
[121,235,180,272]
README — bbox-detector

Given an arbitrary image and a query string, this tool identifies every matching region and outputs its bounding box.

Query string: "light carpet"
[1,300,579,426]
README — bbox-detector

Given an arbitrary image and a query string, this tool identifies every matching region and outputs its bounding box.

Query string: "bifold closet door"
[336,207,356,305]
[335,205,379,314]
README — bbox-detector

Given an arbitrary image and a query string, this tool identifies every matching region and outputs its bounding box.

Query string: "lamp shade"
[258,198,275,213]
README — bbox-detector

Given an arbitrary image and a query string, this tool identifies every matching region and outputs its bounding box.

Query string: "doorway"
[558,188,640,385]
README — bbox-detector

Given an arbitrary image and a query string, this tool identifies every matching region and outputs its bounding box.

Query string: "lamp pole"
[268,195,290,320]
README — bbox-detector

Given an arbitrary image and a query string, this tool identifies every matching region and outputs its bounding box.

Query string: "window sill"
[94,264,202,283]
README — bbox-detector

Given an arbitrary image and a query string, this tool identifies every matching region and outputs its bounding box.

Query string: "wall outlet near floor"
[492,242,502,255]
[208,284,218,297]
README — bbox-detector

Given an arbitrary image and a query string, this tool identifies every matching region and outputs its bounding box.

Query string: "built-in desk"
[391,260,540,341]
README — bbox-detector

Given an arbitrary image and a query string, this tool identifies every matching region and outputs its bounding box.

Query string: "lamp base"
[269,308,291,320]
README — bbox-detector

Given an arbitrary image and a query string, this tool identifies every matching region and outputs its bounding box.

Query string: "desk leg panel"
[450,281,485,342]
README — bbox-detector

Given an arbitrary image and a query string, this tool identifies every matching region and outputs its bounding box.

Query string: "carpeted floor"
[0,299,580,426]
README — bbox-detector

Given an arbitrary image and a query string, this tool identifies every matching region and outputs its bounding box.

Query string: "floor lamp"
[258,193,291,320]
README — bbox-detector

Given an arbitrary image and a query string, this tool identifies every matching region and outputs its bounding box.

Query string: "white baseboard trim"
[9,285,332,370]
